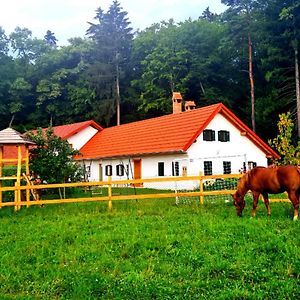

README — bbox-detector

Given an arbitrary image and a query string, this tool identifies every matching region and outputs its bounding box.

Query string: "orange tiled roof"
[32,120,103,140]
[3,120,103,162]
[78,103,279,160]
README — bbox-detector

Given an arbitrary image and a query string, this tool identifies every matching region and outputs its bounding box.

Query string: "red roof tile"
[78,103,279,160]
[32,120,103,140]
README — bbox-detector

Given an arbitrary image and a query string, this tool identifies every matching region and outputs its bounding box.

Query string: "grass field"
[0,196,299,299]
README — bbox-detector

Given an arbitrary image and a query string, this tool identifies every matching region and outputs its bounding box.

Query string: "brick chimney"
[184,101,196,111]
[172,92,182,114]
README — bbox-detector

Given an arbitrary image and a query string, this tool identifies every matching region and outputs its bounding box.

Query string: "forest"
[0,0,299,142]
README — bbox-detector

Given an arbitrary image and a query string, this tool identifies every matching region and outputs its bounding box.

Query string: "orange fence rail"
[0,173,289,211]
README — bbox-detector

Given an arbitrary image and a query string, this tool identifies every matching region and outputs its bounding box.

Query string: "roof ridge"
[102,102,222,131]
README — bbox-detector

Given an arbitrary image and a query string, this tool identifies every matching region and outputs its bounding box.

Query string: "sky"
[0,0,227,45]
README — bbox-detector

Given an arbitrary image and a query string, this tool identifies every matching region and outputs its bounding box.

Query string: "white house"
[75,92,279,190]
[36,120,102,150]
[2,120,103,162]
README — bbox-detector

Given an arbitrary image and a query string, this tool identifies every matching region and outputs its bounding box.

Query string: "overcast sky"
[0,0,227,45]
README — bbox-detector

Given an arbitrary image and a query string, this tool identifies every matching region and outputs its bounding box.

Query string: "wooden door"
[133,159,142,187]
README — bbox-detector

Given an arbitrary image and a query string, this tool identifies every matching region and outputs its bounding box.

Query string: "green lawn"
[0,197,299,299]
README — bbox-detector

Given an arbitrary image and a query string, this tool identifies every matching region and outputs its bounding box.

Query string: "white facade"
[67,126,98,150]
[82,113,269,190]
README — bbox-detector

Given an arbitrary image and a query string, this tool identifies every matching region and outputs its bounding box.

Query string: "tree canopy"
[27,127,83,184]
[0,0,299,143]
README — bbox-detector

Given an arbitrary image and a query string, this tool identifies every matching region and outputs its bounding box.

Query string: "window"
[203,129,215,141]
[172,161,179,176]
[248,161,257,170]
[223,161,231,174]
[105,165,112,176]
[85,166,91,178]
[116,164,124,176]
[204,161,212,175]
[158,162,164,176]
[218,130,230,142]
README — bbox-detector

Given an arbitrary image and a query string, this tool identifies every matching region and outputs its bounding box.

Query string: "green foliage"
[27,127,84,183]
[44,30,57,47]
[0,199,299,298]
[269,112,300,165]
[0,0,299,141]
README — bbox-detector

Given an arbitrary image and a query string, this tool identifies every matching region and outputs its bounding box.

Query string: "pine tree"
[86,0,133,126]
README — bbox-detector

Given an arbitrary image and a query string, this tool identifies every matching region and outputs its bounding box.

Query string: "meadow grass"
[0,196,299,299]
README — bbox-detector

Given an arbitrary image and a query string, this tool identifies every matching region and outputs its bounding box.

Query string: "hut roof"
[0,127,35,145]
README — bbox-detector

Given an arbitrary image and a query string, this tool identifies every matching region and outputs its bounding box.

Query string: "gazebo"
[0,127,35,210]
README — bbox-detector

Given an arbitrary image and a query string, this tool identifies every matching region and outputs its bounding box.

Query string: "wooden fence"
[0,173,289,211]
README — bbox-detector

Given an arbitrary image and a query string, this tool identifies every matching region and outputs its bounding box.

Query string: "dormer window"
[218,130,230,142]
[203,129,215,141]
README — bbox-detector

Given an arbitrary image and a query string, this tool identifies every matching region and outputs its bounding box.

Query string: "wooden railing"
[0,173,289,211]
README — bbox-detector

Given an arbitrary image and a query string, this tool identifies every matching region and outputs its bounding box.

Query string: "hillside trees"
[279,0,300,137]
[253,0,300,139]
[0,0,298,145]
[131,19,234,118]
[221,0,265,132]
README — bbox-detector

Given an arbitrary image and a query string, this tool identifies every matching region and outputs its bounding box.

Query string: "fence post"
[0,146,2,209]
[199,171,204,205]
[108,176,112,210]
[14,182,21,211]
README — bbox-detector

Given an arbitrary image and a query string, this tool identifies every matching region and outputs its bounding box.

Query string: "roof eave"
[76,149,186,161]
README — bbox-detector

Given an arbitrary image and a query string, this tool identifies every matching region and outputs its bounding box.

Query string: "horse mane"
[237,171,250,194]
[238,166,266,192]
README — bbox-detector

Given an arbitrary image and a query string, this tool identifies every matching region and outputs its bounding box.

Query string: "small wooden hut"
[0,127,35,210]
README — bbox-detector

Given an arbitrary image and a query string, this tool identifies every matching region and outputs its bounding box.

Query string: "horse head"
[232,173,249,217]
[232,191,245,217]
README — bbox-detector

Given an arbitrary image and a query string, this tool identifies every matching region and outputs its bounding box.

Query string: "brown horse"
[232,165,300,220]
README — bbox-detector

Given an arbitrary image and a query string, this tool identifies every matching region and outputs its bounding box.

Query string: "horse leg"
[262,192,271,216]
[251,192,260,217]
[288,190,299,221]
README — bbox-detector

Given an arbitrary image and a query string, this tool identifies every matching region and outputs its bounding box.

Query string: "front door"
[133,159,142,187]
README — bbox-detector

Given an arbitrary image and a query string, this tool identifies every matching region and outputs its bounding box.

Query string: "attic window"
[203,129,215,141]
[218,130,230,142]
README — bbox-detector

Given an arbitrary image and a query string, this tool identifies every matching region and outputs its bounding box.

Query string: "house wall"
[67,126,98,150]
[187,114,268,172]
[82,113,269,190]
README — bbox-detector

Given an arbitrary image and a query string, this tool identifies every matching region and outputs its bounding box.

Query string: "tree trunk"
[116,63,121,126]
[248,34,256,133]
[295,47,300,138]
